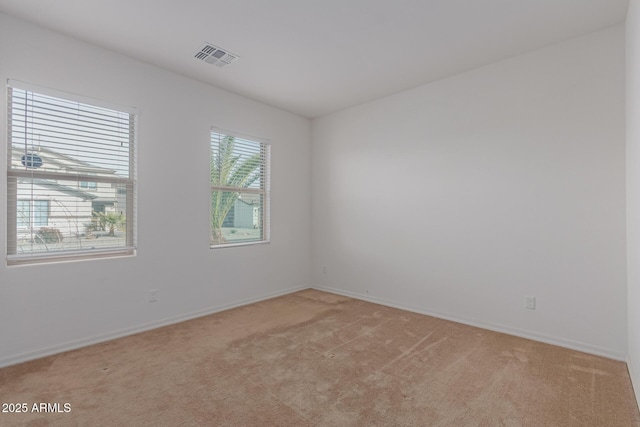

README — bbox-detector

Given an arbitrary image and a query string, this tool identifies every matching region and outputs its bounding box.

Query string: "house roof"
[19,178,98,201]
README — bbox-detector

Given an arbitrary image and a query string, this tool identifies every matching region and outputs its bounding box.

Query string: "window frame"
[209,128,270,249]
[6,80,137,266]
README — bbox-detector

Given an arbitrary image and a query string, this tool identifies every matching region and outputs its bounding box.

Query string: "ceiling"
[0,0,630,118]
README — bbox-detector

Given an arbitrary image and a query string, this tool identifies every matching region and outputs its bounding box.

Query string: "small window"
[79,181,97,189]
[210,129,270,247]
[6,81,137,265]
[17,200,50,228]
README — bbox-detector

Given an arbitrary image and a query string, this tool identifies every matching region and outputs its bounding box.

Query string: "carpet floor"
[0,289,638,426]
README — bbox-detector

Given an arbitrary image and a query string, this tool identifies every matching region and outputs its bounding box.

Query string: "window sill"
[210,240,270,249]
[7,247,136,267]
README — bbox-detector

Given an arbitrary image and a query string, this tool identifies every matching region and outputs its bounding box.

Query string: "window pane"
[13,178,129,256]
[210,135,262,188]
[9,89,132,178]
[211,191,263,244]
[33,200,49,227]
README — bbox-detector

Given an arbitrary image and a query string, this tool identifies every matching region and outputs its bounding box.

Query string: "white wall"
[311,26,627,359]
[627,0,640,407]
[0,13,311,367]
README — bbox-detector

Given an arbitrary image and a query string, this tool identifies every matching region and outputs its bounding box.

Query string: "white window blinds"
[210,129,270,247]
[6,81,137,265]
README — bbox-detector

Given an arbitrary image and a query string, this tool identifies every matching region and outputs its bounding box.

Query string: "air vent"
[194,43,239,67]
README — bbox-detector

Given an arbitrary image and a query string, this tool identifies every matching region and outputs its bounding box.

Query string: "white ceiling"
[0,0,630,118]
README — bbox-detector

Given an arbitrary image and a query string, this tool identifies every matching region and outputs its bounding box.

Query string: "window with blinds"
[6,81,137,265]
[210,129,270,247]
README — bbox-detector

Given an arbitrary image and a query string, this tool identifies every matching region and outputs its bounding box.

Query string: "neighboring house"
[11,147,123,242]
[222,193,261,229]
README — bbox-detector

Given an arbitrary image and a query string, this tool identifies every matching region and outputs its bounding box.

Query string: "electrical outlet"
[322,266,327,275]
[525,296,536,310]
[149,289,158,303]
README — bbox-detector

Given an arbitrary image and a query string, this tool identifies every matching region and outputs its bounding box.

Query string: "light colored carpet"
[0,289,638,426]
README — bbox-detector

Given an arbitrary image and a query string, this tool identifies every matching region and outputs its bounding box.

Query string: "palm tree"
[93,211,125,236]
[210,135,261,244]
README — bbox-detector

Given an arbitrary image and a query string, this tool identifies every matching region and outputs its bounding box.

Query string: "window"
[79,181,97,189]
[17,200,49,229]
[6,81,137,265]
[210,129,270,247]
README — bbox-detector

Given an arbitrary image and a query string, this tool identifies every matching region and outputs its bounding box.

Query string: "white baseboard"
[313,285,626,361]
[0,285,308,369]
[628,356,640,412]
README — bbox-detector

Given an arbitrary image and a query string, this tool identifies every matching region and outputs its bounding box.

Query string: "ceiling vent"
[194,43,239,67]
